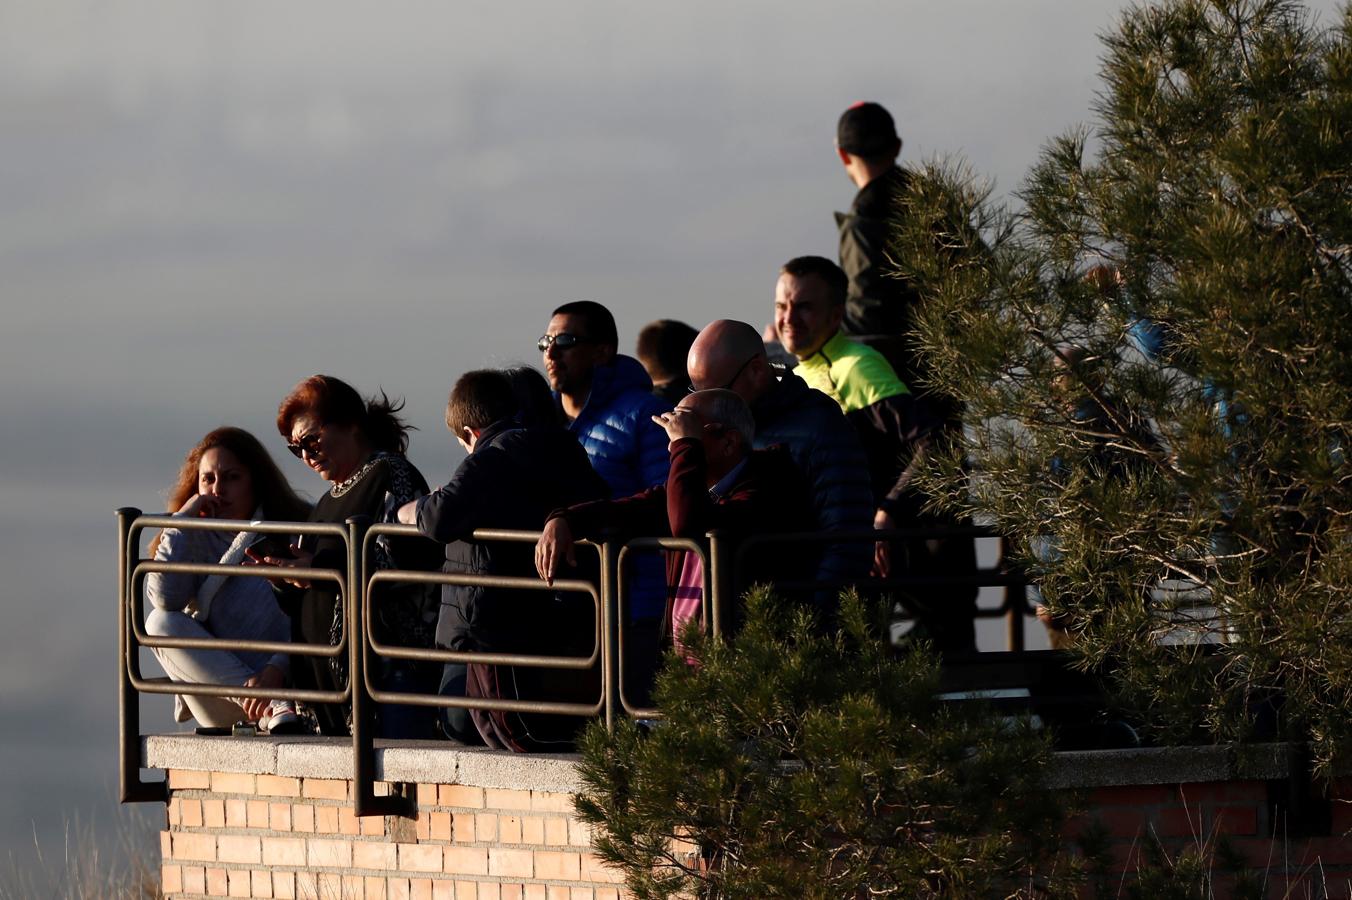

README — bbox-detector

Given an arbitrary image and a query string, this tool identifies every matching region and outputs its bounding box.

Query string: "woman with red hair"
[264,375,441,738]
[146,427,311,732]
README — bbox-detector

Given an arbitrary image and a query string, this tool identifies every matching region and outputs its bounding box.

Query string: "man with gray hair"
[536,389,813,654]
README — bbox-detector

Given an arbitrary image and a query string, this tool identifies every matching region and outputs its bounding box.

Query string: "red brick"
[416,811,432,840]
[291,803,315,833]
[485,788,531,810]
[316,873,343,899]
[410,878,433,900]
[1156,805,1200,839]
[388,877,411,900]
[354,840,398,870]
[307,838,353,868]
[477,885,501,900]
[1209,804,1259,836]
[444,846,489,876]
[475,813,498,842]
[521,816,545,845]
[247,799,269,829]
[261,837,306,867]
[534,850,581,880]
[272,871,296,900]
[499,815,523,844]
[439,785,485,808]
[1088,808,1149,841]
[227,868,250,898]
[168,769,212,790]
[452,812,476,843]
[225,798,248,828]
[363,813,385,837]
[529,791,574,813]
[568,819,592,848]
[303,778,348,801]
[172,832,216,862]
[175,798,201,828]
[432,880,454,900]
[429,811,452,842]
[269,802,292,832]
[256,775,301,798]
[343,875,365,899]
[206,866,228,896]
[161,864,183,894]
[202,798,225,829]
[294,872,317,899]
[400,843,444,873]
[544,817,570,846]
[217,834,262,865]
[489,847,533,878]
[211,772,256,795]
[1181,780,1266,805]
[580,852,625,884]
[315,805,340,833]
[366,876,389,900]
[251,869,273,899]
[338,806,362,836]
[183,865,206,895]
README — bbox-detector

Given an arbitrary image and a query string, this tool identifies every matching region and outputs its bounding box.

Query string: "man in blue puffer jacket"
[538,301,672,705]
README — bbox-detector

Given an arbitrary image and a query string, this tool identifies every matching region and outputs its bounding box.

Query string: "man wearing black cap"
[834,101,923,384]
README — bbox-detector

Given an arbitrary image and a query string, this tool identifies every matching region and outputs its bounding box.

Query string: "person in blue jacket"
[537,300,672,706]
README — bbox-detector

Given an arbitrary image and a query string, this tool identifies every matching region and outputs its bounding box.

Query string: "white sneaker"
[261,700,307,735]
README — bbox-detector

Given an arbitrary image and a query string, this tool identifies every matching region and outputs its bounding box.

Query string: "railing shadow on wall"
[117,508,1032,817]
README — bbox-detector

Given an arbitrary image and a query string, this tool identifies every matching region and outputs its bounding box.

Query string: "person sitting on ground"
[636,319,699,404]
[399,368,609,751]
[539,300,672,703]
[774,255,978,654]
[535,389,813,657]
[261,375,443,738]
[686,320,874,606]
[145,427,311,733]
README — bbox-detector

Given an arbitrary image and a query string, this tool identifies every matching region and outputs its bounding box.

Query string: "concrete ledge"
[1044,743,1293,789]
[145,734,1297,794]
[143,734,586,793]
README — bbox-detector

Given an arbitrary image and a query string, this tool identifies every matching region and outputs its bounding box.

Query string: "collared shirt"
[793,330,909,414]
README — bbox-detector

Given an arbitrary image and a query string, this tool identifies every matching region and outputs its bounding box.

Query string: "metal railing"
[118,508,1029,815]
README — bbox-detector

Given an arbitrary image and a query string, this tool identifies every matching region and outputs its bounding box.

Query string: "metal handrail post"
[1002,536,1026,653]
[349,517,407,818]
[118,507,165,804]
[601,538,619,732]
[707,530,730,639]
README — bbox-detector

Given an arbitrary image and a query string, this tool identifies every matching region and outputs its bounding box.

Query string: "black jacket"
[416,419,609,653]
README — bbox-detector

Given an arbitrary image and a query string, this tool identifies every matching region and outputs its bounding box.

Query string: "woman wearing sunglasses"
[261,374,442,737]
[145,427,311,733]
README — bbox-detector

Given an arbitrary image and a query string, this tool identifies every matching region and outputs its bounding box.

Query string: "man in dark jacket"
[536,389,814,653]
[539,300,672,705]
[399,369,609,751]
[687,320,874,604]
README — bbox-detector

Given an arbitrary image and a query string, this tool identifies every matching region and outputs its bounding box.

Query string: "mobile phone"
[248,534,293,559]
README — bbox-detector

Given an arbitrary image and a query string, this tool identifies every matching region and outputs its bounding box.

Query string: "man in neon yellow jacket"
[772,255,978,653]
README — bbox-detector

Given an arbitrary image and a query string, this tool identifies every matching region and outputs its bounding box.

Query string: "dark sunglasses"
[286,429,323,459]
[537,333,592,352]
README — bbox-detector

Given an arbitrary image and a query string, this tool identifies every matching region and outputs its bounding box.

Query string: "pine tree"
[892,0,1352,771]
[573,590,1075,899]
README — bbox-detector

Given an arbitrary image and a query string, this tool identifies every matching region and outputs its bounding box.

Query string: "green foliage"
[573,589,1075,899]
[892,0,1352,772]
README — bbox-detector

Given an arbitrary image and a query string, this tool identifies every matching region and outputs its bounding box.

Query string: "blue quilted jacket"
[562,354,673,619]
[565,355,673,498]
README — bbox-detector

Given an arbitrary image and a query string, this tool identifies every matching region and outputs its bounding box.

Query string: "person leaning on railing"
[258,375,443,738]
[398,368,609,751]
[536,389,815,657]
[145,427,312,733]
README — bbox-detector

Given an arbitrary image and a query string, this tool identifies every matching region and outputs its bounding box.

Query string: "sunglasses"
[690,353,757,393]
[537,333,592,352]
[287,429,323,459]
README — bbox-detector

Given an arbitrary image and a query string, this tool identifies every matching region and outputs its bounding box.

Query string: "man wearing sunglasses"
[538,300,673,702]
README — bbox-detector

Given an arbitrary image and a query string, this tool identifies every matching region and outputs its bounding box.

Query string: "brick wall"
[147,738,1350,900]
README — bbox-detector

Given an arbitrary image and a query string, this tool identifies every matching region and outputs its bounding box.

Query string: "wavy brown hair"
[276,374,413,454]
[150,427,311,555]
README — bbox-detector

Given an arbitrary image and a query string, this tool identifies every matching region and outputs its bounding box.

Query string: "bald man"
[687,320,874,595]
[536,389,813,650]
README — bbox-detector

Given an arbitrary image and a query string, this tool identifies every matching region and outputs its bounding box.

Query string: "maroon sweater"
[549,438,814,635]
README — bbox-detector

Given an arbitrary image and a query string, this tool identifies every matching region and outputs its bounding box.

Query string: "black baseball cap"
[836,101,900,158]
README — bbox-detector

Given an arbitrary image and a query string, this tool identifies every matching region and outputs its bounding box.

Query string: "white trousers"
[145,608,256,727]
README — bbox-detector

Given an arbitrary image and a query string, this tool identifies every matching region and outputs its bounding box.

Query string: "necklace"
[329,457,379,498]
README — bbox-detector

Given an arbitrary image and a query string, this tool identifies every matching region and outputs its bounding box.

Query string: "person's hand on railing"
[244,544,314,588]
[872,508,893,579]
[395,499,418,525]
[239,664,285,722]
[535,518,576,586]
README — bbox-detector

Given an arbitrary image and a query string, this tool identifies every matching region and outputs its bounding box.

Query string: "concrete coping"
[143,734,1297,794]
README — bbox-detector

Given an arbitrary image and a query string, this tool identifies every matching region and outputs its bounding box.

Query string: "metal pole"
[118,507,165,805]
[601,538,618,731]
[1002,536,1026,652]
[348,516,404,817]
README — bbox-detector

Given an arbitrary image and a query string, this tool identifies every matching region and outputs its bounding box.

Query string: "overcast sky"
[0,0,1342,878]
